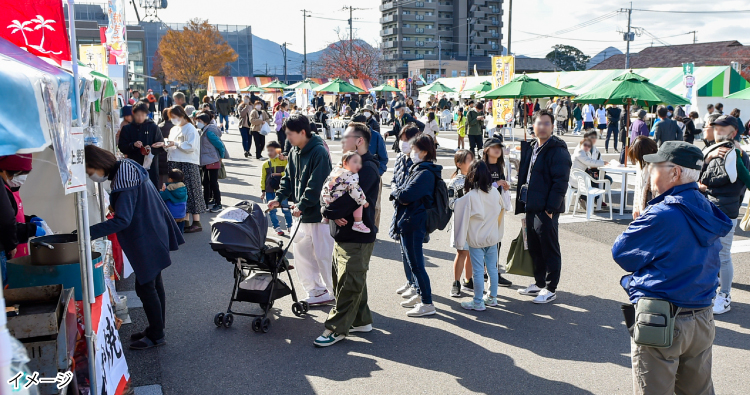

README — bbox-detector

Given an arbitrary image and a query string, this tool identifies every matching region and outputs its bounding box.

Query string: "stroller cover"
[210,201,268,259]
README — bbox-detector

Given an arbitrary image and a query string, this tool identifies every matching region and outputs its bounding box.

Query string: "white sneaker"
[313,329,345,347]
[532,289,557,304]
[350,324,373,333]
[304,290,335,306]
[406,303,437,317]
[396,282,411,294]
[518,284,542,296]
[401,294,420,308]
[401,286,418,299]
[713,292,731,315]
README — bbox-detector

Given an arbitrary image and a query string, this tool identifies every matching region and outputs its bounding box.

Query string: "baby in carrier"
[321,151,371,233]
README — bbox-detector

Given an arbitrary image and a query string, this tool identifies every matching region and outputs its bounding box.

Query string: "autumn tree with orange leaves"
[157,19,238,94]
[151,50,168,90]
[308,30,380,81]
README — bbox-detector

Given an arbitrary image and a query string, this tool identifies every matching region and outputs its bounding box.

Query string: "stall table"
[599,165,638,215]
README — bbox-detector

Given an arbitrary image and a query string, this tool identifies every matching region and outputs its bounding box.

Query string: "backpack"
[425,174,452,234]
[265,161,282,191]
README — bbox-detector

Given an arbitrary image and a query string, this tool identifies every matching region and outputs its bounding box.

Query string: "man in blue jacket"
[612,141,732,395]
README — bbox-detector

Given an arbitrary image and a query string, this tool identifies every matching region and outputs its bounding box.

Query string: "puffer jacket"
[389,153,413,240]
[391,161,443,234]
[515,136,572,214]
[199,124,226,166]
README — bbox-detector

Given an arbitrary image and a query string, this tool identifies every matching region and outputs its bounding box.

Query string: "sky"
[125,0,750,58]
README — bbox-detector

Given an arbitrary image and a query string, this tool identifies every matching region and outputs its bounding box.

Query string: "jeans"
[325,242,374,336]
[239,128,266,158]
[134,272,166,341]
[400,229,432,304]
[239,127,251,152]
[202,167,221,206]
[277,129,287,149]
[469,245,498,304]
[265,192,292,229]
[219,113,229,130]
[574,119,583,133]
[526,211,562,293]
[399,242,418,289]
[606,123,619,150]
[719,218,737,295]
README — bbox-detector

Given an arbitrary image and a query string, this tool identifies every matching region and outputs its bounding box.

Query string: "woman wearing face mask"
[248,98,270,159]
[195,112,226,214]
[165,105,205,233]
[391,134,443,318]
[0,154,48,284]
[84,145,183,349]
[238,95,253,158]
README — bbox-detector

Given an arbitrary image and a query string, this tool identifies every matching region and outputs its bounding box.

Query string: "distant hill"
[586,46,623,69]
[252,35,372,76]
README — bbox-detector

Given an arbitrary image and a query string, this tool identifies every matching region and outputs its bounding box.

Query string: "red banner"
[1,0,71,64]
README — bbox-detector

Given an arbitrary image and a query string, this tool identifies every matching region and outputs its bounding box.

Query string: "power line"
[514,11,620,43]
[632,8,750,13]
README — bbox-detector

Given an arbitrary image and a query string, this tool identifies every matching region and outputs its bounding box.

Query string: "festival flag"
[397,79,407,93]
[1,0,71,64]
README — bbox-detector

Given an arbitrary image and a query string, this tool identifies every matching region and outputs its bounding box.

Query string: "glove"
[35,225,47,237]
[30,217,44,225]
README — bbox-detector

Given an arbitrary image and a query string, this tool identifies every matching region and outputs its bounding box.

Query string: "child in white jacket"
[453,161,511,311]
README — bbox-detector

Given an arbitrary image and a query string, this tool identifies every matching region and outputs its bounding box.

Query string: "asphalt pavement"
[118,121,750,395]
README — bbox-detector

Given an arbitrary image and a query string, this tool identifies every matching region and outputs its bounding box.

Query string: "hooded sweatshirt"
[453,187,510,249]
[391,161,443,234]
[159,182,187,220]
[275,134,332,223]
[612,182,732,308]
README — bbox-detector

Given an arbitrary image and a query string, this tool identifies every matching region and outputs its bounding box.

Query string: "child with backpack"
[448,149,474,297]
[160,169,188,234]
[261,141,293,236]
[453,161,510,311]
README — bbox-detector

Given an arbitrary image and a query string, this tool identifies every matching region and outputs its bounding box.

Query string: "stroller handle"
[265,202,291,213]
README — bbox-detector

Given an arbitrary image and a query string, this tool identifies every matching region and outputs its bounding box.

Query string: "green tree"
[545,45,591,71]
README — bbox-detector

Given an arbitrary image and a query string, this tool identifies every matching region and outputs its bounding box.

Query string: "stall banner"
[491,56,515,126]
[80,44,108,74]
[387,79,396,88]
[104,0,128,65]
[683,62,695,114]
[1,0,72,65]
[65,127,87,194]
[397,79,407,93]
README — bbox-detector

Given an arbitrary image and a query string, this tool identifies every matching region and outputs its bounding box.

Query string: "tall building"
[380,0,503,81]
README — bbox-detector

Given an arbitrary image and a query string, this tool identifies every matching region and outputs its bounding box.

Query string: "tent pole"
[625,98,631,166]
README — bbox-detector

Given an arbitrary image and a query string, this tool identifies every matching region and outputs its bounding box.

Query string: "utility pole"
[438,35,442,79]
[625,2,632,69]
[302,9,311,78]
[688,30,697,44]
[349,6,353,59]
[466,17,470,76]
[507,0,512,55]
[280,43,288,84]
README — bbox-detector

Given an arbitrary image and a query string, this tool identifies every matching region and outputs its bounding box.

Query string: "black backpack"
[266,161,282,191]
[425,174,452,234]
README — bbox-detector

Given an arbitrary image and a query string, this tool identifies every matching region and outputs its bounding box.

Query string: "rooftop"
[591,41,750,70]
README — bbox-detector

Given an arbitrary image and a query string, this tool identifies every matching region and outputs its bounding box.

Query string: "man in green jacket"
[466,102,485,155]
[269,114,335,305]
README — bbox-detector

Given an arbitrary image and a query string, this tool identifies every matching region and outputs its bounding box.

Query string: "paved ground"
[118,121,750,395]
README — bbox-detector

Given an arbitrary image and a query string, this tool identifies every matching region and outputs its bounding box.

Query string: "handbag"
[740,207,750,231]
[506,226,534,277]
[218,161,227,179]
[259,121,271,136]
[206,160,221,170]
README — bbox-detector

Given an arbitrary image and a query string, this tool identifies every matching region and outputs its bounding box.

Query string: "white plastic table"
[599,165,638,215]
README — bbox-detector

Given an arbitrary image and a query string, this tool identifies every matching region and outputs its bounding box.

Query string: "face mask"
[7,174,27,188]
[89,173,108,183]
[255,105,261,110]
[667,112,672,117]
[196,121,205,129]
[364,111,371,118]
[244,98,251,103]
[400,141,411,154]
[171,118,181,125]
[410,149,423,164]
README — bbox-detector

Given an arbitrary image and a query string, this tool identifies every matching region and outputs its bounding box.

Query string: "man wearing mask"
[247,98,270,160]
[118,102,166,188]
[158,89,172,115]
[654,107,683,147]
[515,110,572,304]
[385,102,424,140]
[215,92,231,132]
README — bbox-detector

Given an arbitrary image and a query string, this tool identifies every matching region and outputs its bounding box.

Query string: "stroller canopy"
[210,202,268,258]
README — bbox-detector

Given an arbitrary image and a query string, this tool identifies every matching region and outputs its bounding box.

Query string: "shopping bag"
[260,122,271,136]
[740,207,750,231]
[218,161,227,179]
[506,227,534,277]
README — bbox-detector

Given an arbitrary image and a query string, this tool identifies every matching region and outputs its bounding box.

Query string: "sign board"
[64,127,87,194]
[491,55,515,126]
[105,0,128,65]
[79,44,108,74]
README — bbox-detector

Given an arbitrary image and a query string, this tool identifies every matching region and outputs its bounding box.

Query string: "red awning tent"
[207,76,375,96]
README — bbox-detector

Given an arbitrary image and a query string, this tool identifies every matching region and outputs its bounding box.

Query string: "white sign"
[64,127,86,194]
[105,0,128,65]
[95,287,130,395]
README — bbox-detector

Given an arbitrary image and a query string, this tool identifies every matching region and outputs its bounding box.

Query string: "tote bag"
[505,225,534,277]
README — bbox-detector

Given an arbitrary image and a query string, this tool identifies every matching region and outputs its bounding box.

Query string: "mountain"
[251,34,326,75]
[586,46,623,69]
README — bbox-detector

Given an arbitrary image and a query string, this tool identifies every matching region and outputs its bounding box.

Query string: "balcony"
[379,2,394,11]
[491,19,499,26]
[489,6,501,13]
[380,15,395,23]
[473,10,486,19]
[381,28,396,36]
[381,41,397,48]
[438,4,453,12]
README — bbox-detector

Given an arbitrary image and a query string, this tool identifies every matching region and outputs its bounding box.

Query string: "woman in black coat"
[118,101,165,188]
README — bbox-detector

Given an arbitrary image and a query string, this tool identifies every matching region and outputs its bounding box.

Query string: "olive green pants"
[324,242,374,336]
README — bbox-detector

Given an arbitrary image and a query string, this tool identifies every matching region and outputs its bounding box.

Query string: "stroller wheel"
[300,301,310,313]
[261,318,271,333]
[214,313,224,327]
[292,303,303,317]
[223,313,234,328]
[252,317,262,332]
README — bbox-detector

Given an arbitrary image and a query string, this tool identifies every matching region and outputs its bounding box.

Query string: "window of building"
[426,24,433,29]
[404,23,411,28]
[402,10,410,15]
[403,50,411,54]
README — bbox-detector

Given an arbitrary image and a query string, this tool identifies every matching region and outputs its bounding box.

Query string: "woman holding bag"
[195,112,226,214]
[249,98,271,160]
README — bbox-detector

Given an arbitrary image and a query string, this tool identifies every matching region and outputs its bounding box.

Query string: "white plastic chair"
[564,184,576,214]
[571,169,613,221]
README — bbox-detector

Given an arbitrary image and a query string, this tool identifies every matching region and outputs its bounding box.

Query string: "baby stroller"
[210,201,308,333]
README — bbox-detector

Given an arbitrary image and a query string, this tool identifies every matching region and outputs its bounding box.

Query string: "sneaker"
[184,224,203,233]
[402,286,418,299]
[532,289,557,304]
[713,292,731,315]
[518,284,542,296]
[275,227,285,236]
[305,290,335,306]
[498,274,512,287]
[352,221,371,233]
[401,294,420,308]
[313,330,346,347]
[244,151,249,158]
[406,303,437,317]
[396,282,411,294]
[209,204,223,213]
[483,295,499,307]
[350,324,373,333]
[450,280,461,297]
[256,156,266,160]
[461,278,474,292]
[461,300,486,311]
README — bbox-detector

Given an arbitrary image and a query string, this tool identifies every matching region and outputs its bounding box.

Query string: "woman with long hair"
[480,137,512,287]
[166,105,205,233]
[628,136,658,219]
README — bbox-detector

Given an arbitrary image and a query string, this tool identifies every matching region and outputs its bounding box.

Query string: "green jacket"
[466,108,483,135]
[274,134,332,223]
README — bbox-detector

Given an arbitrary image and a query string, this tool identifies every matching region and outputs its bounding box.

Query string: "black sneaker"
[461,278,474,292]
[209,204,223,213]
[244,151,249,158]
[450,281,461,297]
[498,274,513,287]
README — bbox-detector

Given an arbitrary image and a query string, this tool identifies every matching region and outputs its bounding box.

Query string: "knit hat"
[0,154,33,172]
[121,105,133,117]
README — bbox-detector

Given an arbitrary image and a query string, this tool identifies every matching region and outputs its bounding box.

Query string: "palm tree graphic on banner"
[7,15,63,55]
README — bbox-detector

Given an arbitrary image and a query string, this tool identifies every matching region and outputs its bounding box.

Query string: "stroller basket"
[236,278,292,304]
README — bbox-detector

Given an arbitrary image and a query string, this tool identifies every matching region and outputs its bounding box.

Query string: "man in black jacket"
[215,92,231,131]
[315,122,380,347]
[515,110,572,304]
[384,102,424,140]
[157,90,172,114]
[118,102,165,188]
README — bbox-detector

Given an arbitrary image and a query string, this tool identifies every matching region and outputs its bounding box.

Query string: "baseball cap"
[666,105,674,111]
[643,141,704,170]
[483,136,504,149]
[393,101,405,110]
[711,114,739,131]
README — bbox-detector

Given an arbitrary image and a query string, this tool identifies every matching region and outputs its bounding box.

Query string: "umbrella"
[369,83,403,92]
[260,80,289,90]
[422,81,455,93]
[573,71,690,107]
[287,78,319,90]
[313,78,364,93]
[465,81,493,93]
[240,85,264,93]
[480,73,573,99]
[726,86,750,100]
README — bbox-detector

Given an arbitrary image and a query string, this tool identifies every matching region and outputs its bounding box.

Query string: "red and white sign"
[1,0,71,64]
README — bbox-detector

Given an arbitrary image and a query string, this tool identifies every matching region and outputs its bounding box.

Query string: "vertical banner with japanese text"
[64,127,87,194]
[491,55,515,126]
[105,0,128,65]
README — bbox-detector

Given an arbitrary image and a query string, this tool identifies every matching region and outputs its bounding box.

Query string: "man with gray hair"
[699,114,750,315]
[613,141,732,394]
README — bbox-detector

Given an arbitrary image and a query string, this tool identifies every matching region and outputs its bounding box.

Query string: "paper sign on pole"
[65,127,87,194]
[683,62,695,115]
[491,55,515,126]
[80,44,108,74]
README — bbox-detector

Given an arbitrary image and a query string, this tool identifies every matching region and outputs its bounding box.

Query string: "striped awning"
[208,76,376,95]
